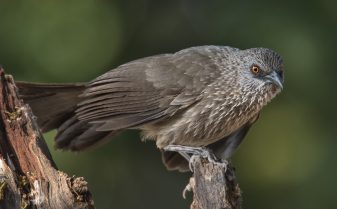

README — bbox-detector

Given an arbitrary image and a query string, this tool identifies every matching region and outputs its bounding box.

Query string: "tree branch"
[0,68,95,209]
[187,156,242,209]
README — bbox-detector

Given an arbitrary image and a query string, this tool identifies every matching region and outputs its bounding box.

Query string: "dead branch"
[187,156,242,209]
[0,68,95,209]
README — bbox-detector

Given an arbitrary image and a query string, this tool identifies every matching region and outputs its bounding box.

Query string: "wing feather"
[75,46,226,131]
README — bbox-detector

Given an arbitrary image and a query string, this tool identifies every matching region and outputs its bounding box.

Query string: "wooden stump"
[189,156,241,209]
[0,68,95,209]
[164,145,242,209]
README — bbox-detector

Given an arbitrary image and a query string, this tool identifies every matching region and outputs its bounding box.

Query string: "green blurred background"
[1,0,336,208]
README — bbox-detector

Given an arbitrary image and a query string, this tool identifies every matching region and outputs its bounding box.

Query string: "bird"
[17,45,284,172]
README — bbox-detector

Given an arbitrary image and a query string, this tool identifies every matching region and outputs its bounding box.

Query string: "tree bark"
[187,156,242,209]
[0,68,95,209]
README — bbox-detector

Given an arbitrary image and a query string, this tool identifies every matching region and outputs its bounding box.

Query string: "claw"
[182,177,194,199]
[163,145,223,172]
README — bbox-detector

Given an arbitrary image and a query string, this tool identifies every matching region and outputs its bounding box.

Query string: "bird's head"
[232,47,284,104]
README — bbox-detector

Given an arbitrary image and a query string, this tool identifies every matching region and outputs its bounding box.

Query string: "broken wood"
[187,156,241,209]
[0,68,95,209]
[164,145,242,209]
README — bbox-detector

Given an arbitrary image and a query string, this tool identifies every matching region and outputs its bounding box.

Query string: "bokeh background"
[1,0,337,208]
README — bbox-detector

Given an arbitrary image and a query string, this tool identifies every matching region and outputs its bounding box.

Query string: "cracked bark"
[188,157,242,209]
[0,68,95,209]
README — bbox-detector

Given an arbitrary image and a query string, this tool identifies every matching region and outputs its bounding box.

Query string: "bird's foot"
[163,145,226,172]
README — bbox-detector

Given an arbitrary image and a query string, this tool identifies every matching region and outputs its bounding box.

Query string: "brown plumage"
[17,45,284,171]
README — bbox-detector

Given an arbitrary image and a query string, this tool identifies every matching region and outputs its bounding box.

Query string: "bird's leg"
[164,145,229,199]
[163,145,223,171]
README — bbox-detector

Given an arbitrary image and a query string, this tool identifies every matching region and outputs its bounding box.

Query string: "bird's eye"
[250,65,261,75]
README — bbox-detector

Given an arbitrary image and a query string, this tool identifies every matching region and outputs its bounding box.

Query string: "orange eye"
[251,65,260,75]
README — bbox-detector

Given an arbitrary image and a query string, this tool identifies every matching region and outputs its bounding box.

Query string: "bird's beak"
[264,71,283,90]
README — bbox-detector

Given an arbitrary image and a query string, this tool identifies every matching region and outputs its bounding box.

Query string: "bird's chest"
[144,93,262,148]
[180,95,260,145]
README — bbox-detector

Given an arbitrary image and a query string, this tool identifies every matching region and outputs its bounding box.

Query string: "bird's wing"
[76,47,223,131]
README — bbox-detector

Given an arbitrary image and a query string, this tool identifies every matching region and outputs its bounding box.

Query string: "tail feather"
[16,81,86,132]
[55,115,118,151]
[16,81,117,150]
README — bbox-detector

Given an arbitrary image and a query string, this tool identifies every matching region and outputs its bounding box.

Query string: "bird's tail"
[16,81,116,151]
[16,81,85,132]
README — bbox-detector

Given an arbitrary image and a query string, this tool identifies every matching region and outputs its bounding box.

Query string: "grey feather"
[75,48,222,131]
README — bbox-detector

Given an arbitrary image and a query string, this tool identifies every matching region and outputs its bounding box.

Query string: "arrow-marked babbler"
[17,45,284,171]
